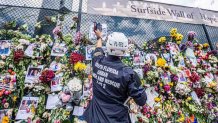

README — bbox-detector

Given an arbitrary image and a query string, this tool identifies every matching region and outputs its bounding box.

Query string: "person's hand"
[95,29,102,39]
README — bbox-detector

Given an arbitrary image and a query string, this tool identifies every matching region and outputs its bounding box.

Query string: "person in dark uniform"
[83,30,147,123]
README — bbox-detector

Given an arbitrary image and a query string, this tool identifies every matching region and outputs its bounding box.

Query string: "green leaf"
[62,120,71,123]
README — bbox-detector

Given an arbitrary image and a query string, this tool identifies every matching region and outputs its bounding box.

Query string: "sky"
[146,0,218,11]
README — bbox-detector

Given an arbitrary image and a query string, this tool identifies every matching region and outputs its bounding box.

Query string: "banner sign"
[87,0,218,27]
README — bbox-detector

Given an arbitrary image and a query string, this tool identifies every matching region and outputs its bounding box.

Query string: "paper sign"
[73,106,84,116]
[191,91,201,105]
[46,94,59,109]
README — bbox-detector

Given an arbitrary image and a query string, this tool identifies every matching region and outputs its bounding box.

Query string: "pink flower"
[4,90,10,95]
[36,119,41,123]
[53,26,61,36]
[27,117,32,123]
[164,84,171,92]
[188,31,197,41]
[54,120,61,123]
[166,44,170,50]
[2,98,7,104]
[1,55,6,60]
[197,59,201,63]
[146,113,151,118]
[60,93,71,103]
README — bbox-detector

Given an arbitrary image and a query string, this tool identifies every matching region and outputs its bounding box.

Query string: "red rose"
[194,88,205,98]
[189,72,200,83]
[39,70,55,84]
[70,52,84,64]
[13,49,24,63]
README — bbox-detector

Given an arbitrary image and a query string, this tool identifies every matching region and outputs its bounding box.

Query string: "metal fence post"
[76,0,83,32]
[202,24,214,50]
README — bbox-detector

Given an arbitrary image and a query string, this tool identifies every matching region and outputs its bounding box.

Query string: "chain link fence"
[0,0,217,49]
[206,26,218,49]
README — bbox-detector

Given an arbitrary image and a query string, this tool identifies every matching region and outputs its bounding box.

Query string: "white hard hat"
[106,32,129,56]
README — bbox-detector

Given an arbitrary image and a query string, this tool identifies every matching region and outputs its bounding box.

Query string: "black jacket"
[83,47,147,123]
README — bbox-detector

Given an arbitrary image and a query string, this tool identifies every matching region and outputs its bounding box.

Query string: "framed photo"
[85,45,107,60]
[89,23,107,41]
[51,43,67,56]
[0,40,11,56]
[124,97,138,113]
[51,76,62,92]
[25,65,43,83]
[0,73,16,90]
[204,72,214,84]
[169,42,180,57]
[145,53,157,65]
[133,51,145,66]
[161,73,171,83]
[49,61,62,71]
[178,56,186,67]
[46,94,59,109]
[25,43,35,57]
[178,72,187,82]
[86,45,96,60]
[72,106,85,116]
[16,97,39,120]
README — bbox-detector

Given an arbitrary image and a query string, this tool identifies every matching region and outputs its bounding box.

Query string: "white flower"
[197,69,205,74]
[175,83,191,95]
[15,44,24,50]
[18,39,30,45]
[0,60,5,66]
[67,77,82,92]
[42,112,51,118]
[40,43,48,52]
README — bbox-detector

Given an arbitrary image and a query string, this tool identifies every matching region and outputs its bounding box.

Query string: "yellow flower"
[176,41,181,45]
[159,82,163,87]
[158,37,166,44]
[64,111,71,115]
[74,62,87,72]
[177,114,185,122]
[208,81,217,88]
[187,97,192,101]
[12,96,17,102]
[197,44,203,50]
[203,43,209,48]
[175,33,183,41]
[2,116,9,123]
[156,58,166,67]
[169,82,174,87]
[154,97,161,102]
[170,28,177,37]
